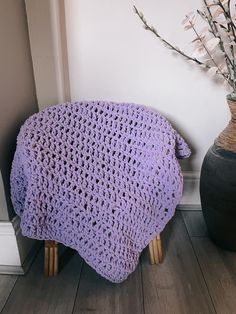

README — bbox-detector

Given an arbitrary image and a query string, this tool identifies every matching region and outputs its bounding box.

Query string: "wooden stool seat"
[44,234,162,276]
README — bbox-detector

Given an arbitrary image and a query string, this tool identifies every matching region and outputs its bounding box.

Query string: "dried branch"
[133,2,236,92]
[203,0,234,87]
[133,5,210,69]
[188,18,229,83]
[226,0,236,86]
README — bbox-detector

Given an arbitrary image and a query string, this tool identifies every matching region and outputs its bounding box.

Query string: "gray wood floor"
[1,211,236,314]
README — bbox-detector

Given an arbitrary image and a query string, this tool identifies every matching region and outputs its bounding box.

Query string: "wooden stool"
[148,234,163,264]
[44,240,58,276]
[44,234,162,276]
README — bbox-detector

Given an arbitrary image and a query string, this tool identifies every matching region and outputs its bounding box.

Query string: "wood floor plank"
[0,274,17,312]
[141,212,215,314]
[73,262,144,314]
[192,237,236,314]
[1,245,83,314]
[182,210,208,237]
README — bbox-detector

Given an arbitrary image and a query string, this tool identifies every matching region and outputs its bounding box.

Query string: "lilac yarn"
[10,101,190,283]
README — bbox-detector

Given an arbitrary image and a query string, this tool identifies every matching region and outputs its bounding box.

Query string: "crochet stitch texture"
[11,101,191,283]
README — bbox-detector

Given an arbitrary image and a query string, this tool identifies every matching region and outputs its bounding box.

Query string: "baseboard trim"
[0,242,41,275]
[0,265,24,275]
[181,171,201,210]
[177,204,201,210]
[0,215,40,275]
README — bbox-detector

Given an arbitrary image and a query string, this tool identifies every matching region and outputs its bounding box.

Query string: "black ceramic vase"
[200,94,236,251]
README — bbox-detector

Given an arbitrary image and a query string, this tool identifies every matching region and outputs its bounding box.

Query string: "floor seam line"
[71,259,84,314]
[187,233,217,313]
[140,260,146,314]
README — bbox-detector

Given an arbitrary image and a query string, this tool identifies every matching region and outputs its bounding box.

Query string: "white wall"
[25,0,71,110]
[65,0,230,172]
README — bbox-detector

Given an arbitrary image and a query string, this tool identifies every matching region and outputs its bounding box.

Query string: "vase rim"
[227,93,236,102]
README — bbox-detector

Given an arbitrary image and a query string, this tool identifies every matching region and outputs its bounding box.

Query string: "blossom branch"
[209,0,236,87]
[188,18,229,82]
[204,0,233,64]
[203,0,234,87]
[218,0,236,34]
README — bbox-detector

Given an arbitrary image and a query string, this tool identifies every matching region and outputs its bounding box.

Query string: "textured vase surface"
[200,95,236,250]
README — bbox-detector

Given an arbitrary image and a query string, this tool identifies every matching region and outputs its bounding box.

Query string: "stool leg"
[148,238,155,265]
[148,234,163,264]
[44,240,58,276]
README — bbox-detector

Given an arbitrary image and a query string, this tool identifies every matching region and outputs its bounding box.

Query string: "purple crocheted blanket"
[11,101,190,283]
